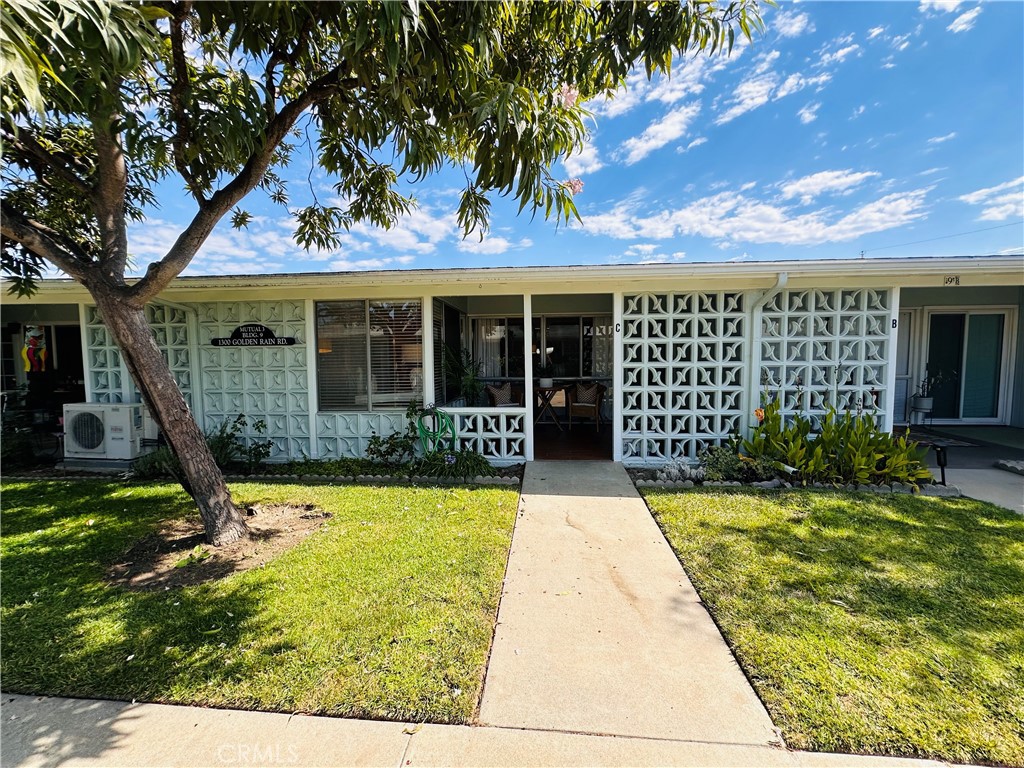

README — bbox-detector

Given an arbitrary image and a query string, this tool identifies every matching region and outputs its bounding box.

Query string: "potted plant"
[536,362,554,388]
[911,368,952,413]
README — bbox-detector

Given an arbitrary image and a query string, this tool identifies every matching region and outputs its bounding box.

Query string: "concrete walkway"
[0,694,958,767]
[479,461,780,746]
[923,441,1024,515]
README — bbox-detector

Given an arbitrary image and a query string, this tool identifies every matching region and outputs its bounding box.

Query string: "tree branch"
[127,64,348,304]
[92,106,131,283]
[168,1,204,203]
[0,205,98,284]
[0,126,95,197]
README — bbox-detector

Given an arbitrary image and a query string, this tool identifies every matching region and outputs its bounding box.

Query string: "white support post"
[745,291,763,439]
[883,286,901,433]
[421,295,435,407]
[186,305,204,428]
[612,292,624,462]
[304,299,319,458]
[78,303,93,403]
[523,292,534,461]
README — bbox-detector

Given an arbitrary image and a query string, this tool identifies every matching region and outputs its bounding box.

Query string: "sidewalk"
[0,693,956,767]
[479,461,779,746]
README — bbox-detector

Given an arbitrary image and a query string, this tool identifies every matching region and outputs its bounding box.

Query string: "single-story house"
[3,254,1022,466]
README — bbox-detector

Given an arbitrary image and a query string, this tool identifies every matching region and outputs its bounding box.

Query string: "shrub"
[366,401,420,466]
[416,449,493,482]
[741,397,932,487]
[129,413,273,478]
[699,443,776,483]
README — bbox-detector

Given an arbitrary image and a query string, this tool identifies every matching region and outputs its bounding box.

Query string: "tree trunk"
[92,291,250,545]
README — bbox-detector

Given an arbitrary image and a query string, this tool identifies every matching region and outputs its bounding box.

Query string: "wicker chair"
[567,382,607,431]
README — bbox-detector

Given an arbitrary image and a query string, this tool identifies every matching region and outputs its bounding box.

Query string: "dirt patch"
[107,503,331,590]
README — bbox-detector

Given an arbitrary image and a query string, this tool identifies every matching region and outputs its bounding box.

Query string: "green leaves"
[742,398,933,488]
[2,0,766,293]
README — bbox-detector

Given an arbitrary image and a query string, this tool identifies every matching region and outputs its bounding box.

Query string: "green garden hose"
[417,408,458,454]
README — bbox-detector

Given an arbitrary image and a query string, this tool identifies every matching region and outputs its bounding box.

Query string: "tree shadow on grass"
[0,480,298,758]
[714,491,1024,642]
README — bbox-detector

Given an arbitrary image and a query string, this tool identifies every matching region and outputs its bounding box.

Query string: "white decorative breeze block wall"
[622,292,747,464]
[316,411,407,458]
[84,303,193,406]
[197,301,310,459]
[84,306,123,403]
[760,289,890,418]
[451,409,525,463]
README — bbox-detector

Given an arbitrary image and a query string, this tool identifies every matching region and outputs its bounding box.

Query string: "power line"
[859,219,1024,256]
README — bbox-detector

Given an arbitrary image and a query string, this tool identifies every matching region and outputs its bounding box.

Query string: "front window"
[316,300,422,410]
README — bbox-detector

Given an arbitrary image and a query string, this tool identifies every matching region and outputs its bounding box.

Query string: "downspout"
[745,272,788,435]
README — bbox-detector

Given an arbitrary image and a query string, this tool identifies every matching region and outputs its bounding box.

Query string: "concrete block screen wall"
[80,286,893,466]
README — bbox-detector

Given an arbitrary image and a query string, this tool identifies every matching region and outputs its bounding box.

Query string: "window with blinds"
[316,300,422,410]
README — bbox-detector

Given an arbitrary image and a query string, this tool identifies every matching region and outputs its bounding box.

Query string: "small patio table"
[534,384,567,431]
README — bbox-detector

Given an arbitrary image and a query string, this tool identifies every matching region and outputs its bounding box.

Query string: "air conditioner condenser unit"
[63,403,146,460]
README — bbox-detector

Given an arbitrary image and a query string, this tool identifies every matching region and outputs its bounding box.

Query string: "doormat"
[904,430,977,448]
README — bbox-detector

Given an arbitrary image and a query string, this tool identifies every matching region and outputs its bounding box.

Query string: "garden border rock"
[4,471,520,487]
[633,477,961,497]
[994,459,1024,477]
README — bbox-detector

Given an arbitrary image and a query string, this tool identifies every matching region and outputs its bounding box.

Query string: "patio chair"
[568,382,607,431]
[485,382,524,408]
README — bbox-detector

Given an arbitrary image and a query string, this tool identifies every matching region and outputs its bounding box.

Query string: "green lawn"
[644,488,1024,766]
[0,480,517,723]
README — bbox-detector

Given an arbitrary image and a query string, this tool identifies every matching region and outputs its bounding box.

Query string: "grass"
[0,479,517,723]
[643,488,1024,766]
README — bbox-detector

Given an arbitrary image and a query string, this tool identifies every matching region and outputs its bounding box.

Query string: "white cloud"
[577,181,927,246]
[958,176,1024,220]
[624,243,658,256]
[563,140,604,177]
[867,26,886,39]
[328,257,415,271]
[779,170,881,204]
[919,0,963,13]
[820,43,861,66]
[772,10,814,38]
[926,131,957,144]
[457,235,533,255]
[797,102,821,124]
[618,101,702,164]
[775,71,832,99]
[679,136,708,153]
[752,50,781,76]
[947,7,981,33]
[715,72,778,124]
[851,105,866,119]
[647,58,712,104]
[348,206,457,254]
[639,251,688,264]
[593,71,650,118]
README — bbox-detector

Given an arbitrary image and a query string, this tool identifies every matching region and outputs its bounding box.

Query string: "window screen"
[316,300,422,410]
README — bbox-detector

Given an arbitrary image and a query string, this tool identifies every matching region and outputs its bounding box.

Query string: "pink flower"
[559,84,579,109]
[563,178,584,195]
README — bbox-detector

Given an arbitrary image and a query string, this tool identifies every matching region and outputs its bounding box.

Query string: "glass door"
[925,312,1007,421]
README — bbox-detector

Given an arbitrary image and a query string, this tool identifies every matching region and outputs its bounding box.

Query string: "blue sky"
[130,0,1024,276]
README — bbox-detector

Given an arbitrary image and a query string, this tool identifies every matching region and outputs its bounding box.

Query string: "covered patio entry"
[432,292,614,462]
